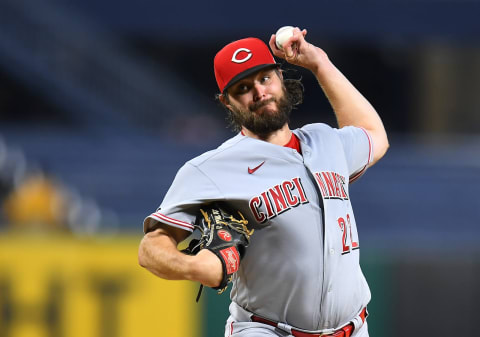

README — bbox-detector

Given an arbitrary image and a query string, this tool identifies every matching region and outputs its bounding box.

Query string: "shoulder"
[187,133,248,167]
[295,123,339,144]
[299,122,335,133]
[296,123,369,155]
[296,123,366,142]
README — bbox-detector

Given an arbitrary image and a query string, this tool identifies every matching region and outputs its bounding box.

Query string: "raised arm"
[269,28,389,165]
[138,223,223,288]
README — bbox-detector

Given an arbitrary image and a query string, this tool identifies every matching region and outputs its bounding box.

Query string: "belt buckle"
[277,322,332,337]
[313,329,335,337]
[321,325,349,337]
[322,331,337,337]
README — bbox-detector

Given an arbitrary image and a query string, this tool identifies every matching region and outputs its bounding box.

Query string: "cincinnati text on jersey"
[249,171,349,223]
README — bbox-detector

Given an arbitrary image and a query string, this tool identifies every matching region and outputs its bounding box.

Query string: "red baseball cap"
[214,38,279,93]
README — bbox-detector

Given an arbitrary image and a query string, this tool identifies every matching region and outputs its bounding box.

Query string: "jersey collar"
[240,130,302,154]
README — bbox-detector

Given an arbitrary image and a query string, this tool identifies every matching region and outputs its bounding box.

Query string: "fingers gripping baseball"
[269,27,328,72]
[270,27,307,62]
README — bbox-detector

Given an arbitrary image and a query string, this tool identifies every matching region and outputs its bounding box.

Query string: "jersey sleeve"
[143,162,223,234]
[334,126,373,183]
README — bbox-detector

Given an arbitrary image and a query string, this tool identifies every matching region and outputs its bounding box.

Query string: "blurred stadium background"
[1,0,479,336]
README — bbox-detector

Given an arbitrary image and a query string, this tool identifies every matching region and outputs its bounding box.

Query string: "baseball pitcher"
[138,27,389,337]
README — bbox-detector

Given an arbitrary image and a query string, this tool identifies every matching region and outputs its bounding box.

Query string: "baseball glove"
[182,202,254,300]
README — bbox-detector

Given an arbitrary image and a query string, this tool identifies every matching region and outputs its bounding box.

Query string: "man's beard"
[229,90,293,138]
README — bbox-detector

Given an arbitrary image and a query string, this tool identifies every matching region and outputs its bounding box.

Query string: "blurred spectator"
[2,170,68,232]
[0,135,118,235]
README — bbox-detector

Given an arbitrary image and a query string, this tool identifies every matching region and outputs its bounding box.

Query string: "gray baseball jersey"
[144,123,373,332]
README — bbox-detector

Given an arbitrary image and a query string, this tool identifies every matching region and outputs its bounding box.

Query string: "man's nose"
[253,83,266,102]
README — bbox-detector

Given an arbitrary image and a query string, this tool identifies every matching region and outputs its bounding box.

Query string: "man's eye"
[237,85,249,92]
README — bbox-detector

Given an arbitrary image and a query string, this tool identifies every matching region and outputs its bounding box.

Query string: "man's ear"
[277,68,284,81]
[219,94,232,111]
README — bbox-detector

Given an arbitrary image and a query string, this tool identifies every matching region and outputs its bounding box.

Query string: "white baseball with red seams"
[143,123,373,336]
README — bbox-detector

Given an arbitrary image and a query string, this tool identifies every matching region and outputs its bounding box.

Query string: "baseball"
[275,26,295,50]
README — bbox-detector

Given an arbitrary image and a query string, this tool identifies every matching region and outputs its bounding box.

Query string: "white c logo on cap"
[231,48,252,63]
